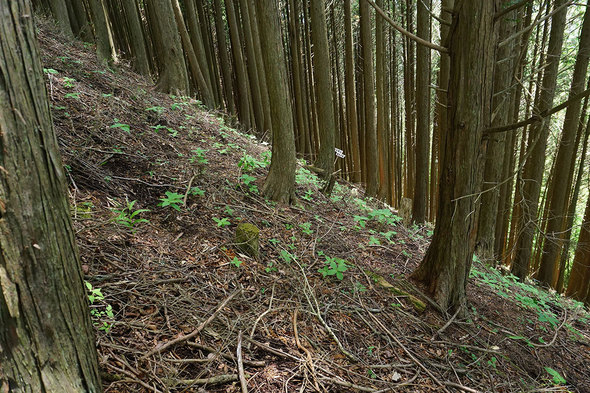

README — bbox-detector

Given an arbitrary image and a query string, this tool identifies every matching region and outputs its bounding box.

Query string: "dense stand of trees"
[28,0,590,310]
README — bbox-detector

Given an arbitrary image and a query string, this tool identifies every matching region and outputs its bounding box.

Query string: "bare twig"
[174,374,238,386]
[142,289,241,358]
[237,332,248,393]
[363,304,450,393]
[363,0,449,53]
[106,363,163,393]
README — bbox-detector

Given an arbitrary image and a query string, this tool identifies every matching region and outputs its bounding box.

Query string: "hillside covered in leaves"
[38,18,590,393]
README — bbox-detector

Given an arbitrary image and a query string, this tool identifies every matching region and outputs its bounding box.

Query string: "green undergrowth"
[470,256,589,341]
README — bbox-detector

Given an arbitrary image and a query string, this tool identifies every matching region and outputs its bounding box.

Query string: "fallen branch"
[173,374,238,386]
[187,341,265,367]
[364,304,451,393]
[237,332,248,393]
[142,289,241,359]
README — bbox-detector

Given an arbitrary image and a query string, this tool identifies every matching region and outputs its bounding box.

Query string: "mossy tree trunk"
[0,1,102,390]
[412,0,498,313]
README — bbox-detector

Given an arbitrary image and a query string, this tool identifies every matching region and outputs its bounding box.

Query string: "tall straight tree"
[476,10,518,259]
[511,0,567,280]
[565,192,590,301]
[344,0,361,182]
[171,0,214,106]
[145,0,188,93]
[256,0,297,203]
[538,1,590,286]
[413,0,431,223]
[412,0,498,312]
[213,0,236,114]
[87,0,112,62]
[225,0,252,129]
[120,0,150,75]
[360,0,379,196]
[0,0,101,390]
[310,0,336,180]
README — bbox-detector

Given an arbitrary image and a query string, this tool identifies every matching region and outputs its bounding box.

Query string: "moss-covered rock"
[235,223,260,259]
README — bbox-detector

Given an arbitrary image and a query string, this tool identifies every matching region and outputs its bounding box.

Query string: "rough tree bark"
[511,0,567,280]
[0,1,102,390]
[145,0,189,94]
[413,0,430,223]
[412,0,498,313]
[310,0,336,180]
[538,0,590,286]
[256,0,297,203]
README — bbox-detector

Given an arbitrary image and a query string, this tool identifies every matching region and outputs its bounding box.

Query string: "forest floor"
[38,18,590,393]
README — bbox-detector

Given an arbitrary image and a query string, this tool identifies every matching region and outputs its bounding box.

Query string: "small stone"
[235,223,260,259]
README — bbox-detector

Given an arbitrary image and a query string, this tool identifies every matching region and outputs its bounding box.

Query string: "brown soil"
[38,17,589,393]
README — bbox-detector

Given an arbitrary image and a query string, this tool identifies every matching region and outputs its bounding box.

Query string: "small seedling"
[280,249,293,263]
[63,76,76,88]
[301,190,314,201]
[85,281,114,333]
[43,68,59,75]
[189,186,205,196]
[318,256,348,280]
[240,174,258,193]
[111,119,131,133]
[368,236,381,245]
[230,257,243,268]
[64,92,80,99]
[189,148,209,164]
[158,191,184,211]
[145,106,165,115]
[213,217,231,227]
[111,200,150,232]
[544,367,566,385]
[299,222,314,236]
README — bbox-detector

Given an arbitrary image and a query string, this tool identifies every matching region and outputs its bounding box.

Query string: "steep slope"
[37,18,590,393]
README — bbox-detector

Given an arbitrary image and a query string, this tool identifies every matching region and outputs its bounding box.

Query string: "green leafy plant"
[213,217,231,228]
[354,215,369,229]
[238,153,268,172]
[301,189,314,202]
[189,148,209,165]
[240,174,258,194]
[280,249,294,264]
[318,256,348,280]
[64,92,80,99]
[368,236,381,246]
[111,119,131,133]
[43,68,59,75]
[145,106,165,115]
[111,200,150,232]
[231,256,243,268]
[544,367,566,385]
[63,76,76,88]
[299,222,314,236]
[85,281,114,333]
[189,186,205,197]
[158,191,184,211]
